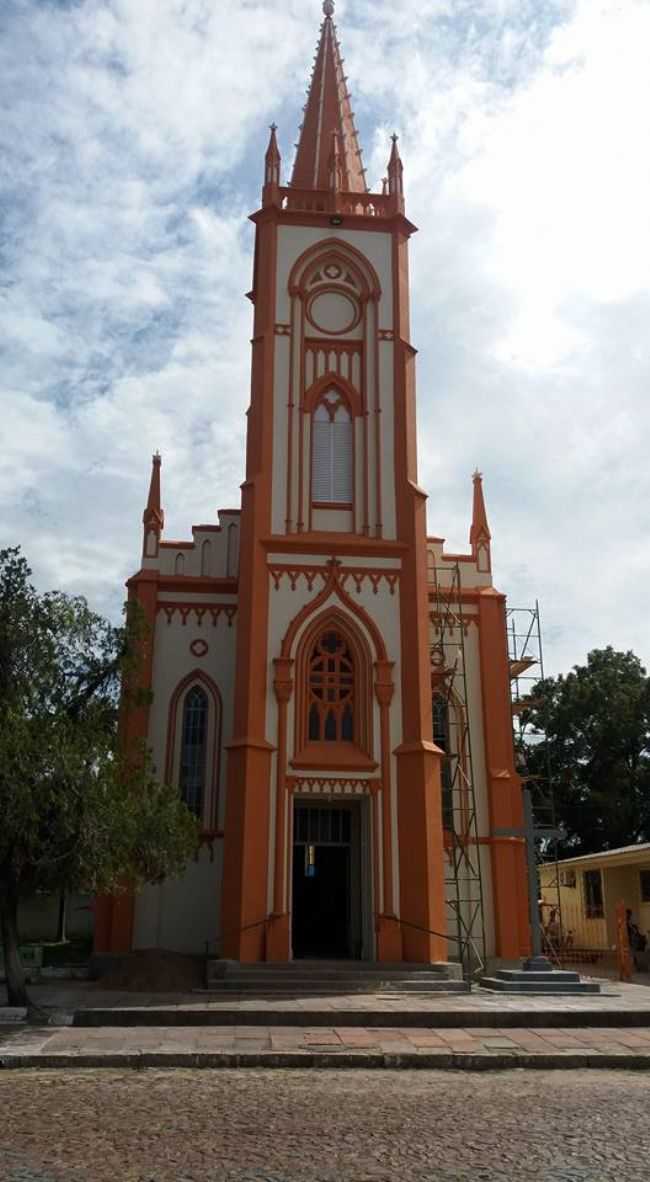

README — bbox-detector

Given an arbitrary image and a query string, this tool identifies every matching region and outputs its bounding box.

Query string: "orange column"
[478,587,530,959]
[392,226,447,964]
[221,208,278,963]
[94,570,158,958]
[267,659,293,961]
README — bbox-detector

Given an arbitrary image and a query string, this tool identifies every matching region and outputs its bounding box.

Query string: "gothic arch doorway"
[291,797,371,960]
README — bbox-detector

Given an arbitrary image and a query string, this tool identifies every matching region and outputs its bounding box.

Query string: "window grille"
[308,630,355,742]
[179,686,208,818]
[312,393,353,504]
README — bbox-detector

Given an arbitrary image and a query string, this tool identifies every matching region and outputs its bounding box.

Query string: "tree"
[521,647,650,855]
[0,548,198,1009]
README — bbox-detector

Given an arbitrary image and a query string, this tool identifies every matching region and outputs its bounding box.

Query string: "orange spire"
[291,1,367,194]
[142,452,164,560]
[263,123,282,206]
[387,133,404,212]
[470,470,491,546]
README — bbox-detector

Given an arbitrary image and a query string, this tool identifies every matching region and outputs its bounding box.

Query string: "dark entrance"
[292,803,361,959]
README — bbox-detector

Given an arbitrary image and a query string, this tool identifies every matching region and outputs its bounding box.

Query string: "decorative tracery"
[308,630,355,742]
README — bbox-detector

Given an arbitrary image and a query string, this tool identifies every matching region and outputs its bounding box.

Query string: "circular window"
[307,290,359,335]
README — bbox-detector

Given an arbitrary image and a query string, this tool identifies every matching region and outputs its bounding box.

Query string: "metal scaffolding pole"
[431,561,486,980]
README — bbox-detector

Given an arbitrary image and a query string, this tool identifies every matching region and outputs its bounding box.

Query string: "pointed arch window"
[179,686,208,817]
[312,391,353,505]
[308,630,355,743]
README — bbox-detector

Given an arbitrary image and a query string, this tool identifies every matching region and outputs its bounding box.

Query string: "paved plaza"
[1,1067,649,1181]
[4,1020,650,1069]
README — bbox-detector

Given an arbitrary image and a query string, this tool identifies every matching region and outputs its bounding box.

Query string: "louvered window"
[312,393,353,504]
[179,686,208,818]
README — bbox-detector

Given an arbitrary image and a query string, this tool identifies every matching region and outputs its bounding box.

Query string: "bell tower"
[221,0,448,964]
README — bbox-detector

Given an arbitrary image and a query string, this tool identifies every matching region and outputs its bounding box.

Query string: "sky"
[1,0,649,677]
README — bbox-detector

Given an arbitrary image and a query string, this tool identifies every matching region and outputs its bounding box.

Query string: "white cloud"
[1,0,649,675]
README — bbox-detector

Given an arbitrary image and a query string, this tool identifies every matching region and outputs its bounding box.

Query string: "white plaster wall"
[133,604,237,954]
[158,513,240,579]
[133,844,222,955]
[275,227,393,325]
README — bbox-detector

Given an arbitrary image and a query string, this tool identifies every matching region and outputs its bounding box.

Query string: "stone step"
[495,969,582,984]
[206,970,452,984]
[72,1006,648,1029]
[203,981,468,995]
[480,976,601,995]
[207,960,457,977]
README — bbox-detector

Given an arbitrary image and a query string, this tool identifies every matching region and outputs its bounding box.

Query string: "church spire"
[387,133,405,213]
[291,1,367,194]
[470,470,492,573]
[263,123,282,206]
[142,451,164,561]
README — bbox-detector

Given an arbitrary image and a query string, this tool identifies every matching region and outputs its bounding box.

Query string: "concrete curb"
[2,1050,650,1071]
[69,1007,650,1030]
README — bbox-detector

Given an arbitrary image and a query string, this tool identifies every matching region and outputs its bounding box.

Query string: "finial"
[323,0,335,16]
[473,468,482,481]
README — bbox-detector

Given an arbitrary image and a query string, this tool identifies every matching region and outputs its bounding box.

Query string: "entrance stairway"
[201,960,468,996]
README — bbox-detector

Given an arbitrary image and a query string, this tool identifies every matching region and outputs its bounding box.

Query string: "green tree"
[0,548,198,1010]
[522,648,650,855]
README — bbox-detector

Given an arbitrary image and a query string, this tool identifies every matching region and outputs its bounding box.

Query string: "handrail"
[205,912,485,985]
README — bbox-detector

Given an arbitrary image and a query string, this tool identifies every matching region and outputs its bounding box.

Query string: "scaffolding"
[507,602,563,963]
[431,561,487,980]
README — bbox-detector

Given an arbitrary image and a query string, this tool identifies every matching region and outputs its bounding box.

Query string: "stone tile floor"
[3,1022,650,1062]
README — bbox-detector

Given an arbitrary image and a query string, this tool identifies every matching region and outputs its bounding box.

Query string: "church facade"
[95,1,530,968]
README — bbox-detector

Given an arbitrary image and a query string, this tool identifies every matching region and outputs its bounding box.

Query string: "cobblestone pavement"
[1,1068,649,1181]
[3,1022,650,1064]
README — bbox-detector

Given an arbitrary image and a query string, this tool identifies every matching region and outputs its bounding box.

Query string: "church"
[95,0,530,970]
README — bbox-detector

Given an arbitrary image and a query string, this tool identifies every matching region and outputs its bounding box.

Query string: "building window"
[308,630,355,742]
[583,869,604,919]
[179,686,208,818]
[432,693,453,829]
[312,393,353,505]
[640,870,650,903]
[560,869,577,888]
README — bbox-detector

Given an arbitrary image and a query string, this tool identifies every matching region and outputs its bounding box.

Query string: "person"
[626,909,647,969]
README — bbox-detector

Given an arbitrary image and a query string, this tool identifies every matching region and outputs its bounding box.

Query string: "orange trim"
[263,534,407,557]
[164,669,223,831]
[280,562,388,664]
[285,291,296,532]
[303,371,363,417]
[221,203,277,963]
[288,239,381,301]
[251,206,418,239]
[390,224,447,964]
[305,284,362,335]
[292,747,378,772]
[292,608,375,760]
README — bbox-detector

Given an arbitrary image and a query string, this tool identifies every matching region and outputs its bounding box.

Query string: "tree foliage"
[522,647,650,855]
[0,548,198,1008]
